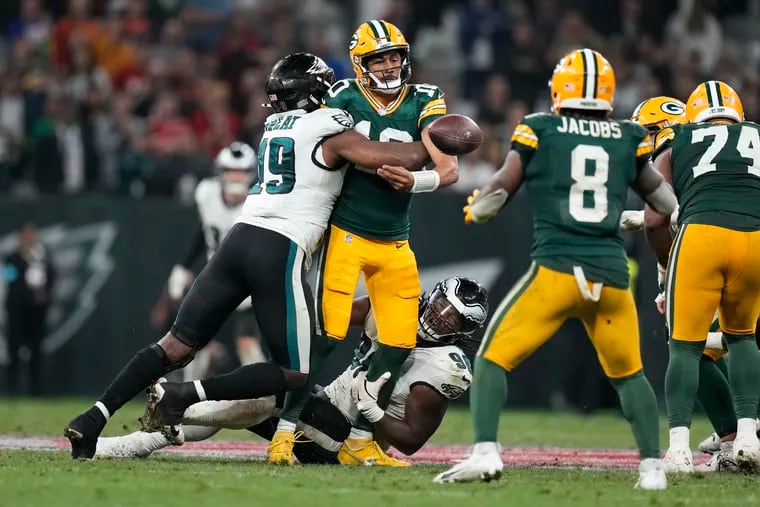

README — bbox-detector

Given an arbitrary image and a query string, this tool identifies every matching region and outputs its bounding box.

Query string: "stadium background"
[0,0,757,409]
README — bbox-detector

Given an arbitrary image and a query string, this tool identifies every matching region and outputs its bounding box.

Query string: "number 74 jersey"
[511,112,652,289]
[237,107,354,256]
[664,121,760,231]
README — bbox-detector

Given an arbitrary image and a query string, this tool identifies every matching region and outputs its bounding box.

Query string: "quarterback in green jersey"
[435,48,677,490]
[269,19,459,467]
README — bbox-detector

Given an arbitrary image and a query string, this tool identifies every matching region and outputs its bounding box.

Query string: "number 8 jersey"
[511,112,653,289]
[237,107,354,256]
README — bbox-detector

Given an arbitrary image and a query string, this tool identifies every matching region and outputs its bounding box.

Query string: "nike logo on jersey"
[395,242,404,249]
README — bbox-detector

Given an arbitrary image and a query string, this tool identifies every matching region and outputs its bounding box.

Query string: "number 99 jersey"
[237,107,354,256]
[512,112,652,289]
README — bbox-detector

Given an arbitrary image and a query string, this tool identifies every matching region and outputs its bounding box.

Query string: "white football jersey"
[194,177,251,310]
[323,308,473,425]
[236,107,353,257]
[194,177,244,261]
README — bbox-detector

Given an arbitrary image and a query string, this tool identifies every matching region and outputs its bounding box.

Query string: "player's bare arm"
[377,125,459,192]
[644,147,676,267]
[373,383,449,455]
[321,129,430,172]
[465,150,525,224]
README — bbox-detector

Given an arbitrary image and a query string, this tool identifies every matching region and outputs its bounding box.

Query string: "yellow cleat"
[337,437,411,467]
[267,430,309,465]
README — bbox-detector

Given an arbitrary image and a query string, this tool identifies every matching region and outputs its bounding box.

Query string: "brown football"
[428,114,484,156]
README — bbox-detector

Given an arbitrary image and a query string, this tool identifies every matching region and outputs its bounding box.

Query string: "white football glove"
[619,210,645,232]
[655,264,667,315]
[168,264,193,301]
[350,370,391,423]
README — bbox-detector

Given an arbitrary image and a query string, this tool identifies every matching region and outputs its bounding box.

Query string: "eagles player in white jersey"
[96,277,488,463]
[165,142,268,377]
[64,52,431,459]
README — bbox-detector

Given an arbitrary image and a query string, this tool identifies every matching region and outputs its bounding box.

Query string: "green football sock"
[472,356,507,443]
[665,339,705,429]
[724,333,760,420]
[353,343,411,432]
[278,334,339,424]
[610,370,660,459]
[696,354,737,437]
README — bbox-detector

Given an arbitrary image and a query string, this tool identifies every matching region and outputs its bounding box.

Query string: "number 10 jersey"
[237,107,354,256]
[511,112,652,289]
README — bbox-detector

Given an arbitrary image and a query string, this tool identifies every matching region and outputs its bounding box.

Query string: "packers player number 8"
[251,137,296,195]
[691,125,760,178]
[569,144,609,223]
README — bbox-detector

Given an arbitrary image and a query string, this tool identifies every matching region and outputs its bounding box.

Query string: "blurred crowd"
[0,0,759,198]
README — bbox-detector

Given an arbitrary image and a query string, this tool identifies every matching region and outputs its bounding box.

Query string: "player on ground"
[269,19,459,467]
[644,80,760,473]
[97,277,488,464]
[166,142,268,378]
[63,52,431,459]
[433,49,677,490]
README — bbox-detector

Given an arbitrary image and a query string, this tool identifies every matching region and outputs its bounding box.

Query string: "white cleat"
[433,442,504,484]
[95,431,171,459]
[663,446,693,473]
[695,442,737,473]
[634,458,667,490]
[697,432,721,454]
[732,431,760,472]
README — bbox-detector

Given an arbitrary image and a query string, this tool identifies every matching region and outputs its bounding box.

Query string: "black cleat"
[143,381,190,429]
[64,414,99,459]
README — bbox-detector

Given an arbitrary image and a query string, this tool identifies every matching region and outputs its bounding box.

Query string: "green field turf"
[1,398,749,507]
[1,397,716,448]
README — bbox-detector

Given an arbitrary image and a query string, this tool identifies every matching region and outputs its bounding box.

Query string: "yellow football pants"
[667,224,760,342]
[315,224,420,348]
[479,263,643,379]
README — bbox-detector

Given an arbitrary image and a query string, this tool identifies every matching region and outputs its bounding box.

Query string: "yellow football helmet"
[349,20,411,93]
[685,80,744,123]
[549,48,615,113]
[631,96,686,134]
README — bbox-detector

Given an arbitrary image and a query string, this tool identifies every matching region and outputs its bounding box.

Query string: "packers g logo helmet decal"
[349,33,358,51]
[660,101,685,115]
[631,96,686,132]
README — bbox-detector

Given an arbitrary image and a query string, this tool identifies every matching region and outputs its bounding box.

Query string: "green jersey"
[323,79,446,240]
[664,121,760,231]
[512,113,653,288]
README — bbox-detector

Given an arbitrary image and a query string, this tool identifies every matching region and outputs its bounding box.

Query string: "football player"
[434,49,677,490]
[96,277,488,464]
[620,97,743,471]
[271,19,459,468]
[165,142,268,379]
[645,80,760,473]
[63,52,432,459]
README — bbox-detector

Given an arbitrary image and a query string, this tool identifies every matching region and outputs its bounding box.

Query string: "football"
[428,114,484,156]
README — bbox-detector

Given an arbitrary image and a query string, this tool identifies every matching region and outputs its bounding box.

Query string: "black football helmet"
[265,52,335,113]
[418,277,489,350]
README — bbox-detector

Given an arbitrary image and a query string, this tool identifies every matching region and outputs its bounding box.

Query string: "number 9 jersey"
[512,112,653,289]
[237,107,355,257]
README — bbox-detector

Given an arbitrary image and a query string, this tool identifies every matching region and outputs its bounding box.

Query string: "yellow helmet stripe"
[581,48,597,99]
[368,19,387,38]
